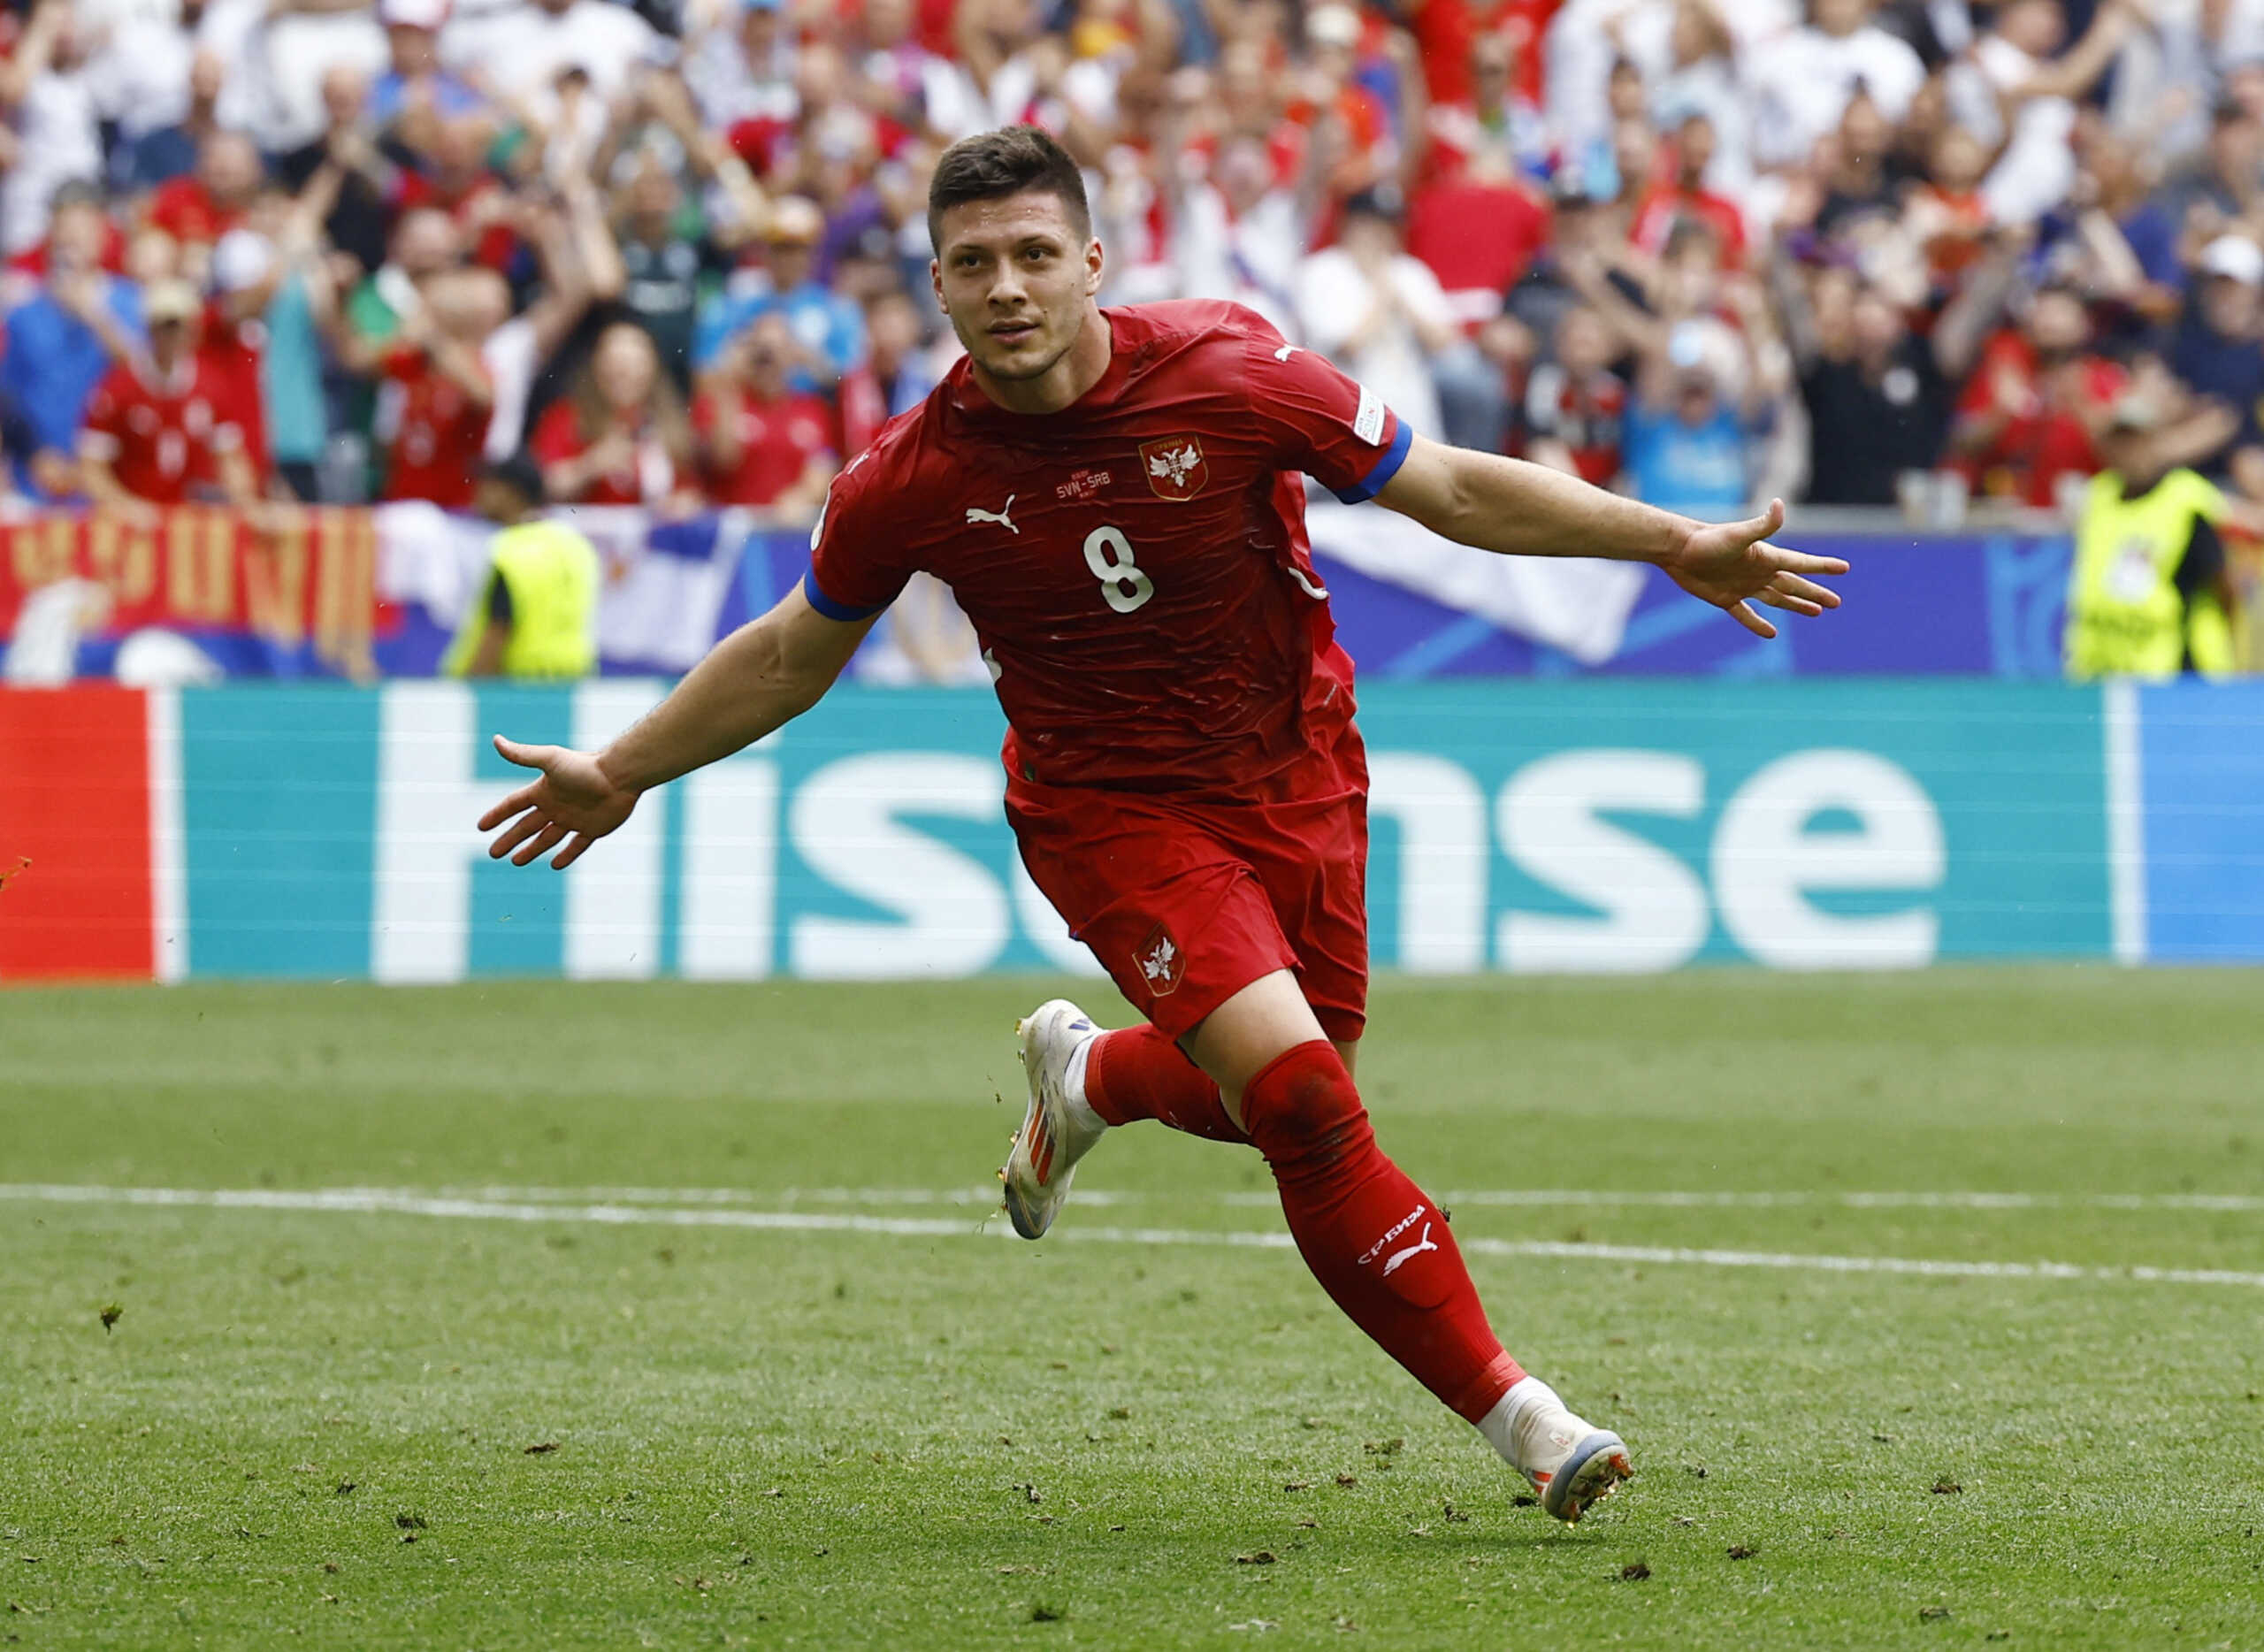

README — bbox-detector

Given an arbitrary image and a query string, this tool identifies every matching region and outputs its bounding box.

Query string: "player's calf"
[1236,1040,1632,1521]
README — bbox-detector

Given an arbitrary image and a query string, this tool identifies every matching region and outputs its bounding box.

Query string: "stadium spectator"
[1166,125,1311,340]
[1774,234,2014,504]
[445,0,665,106]
[838,287,941,455]
[1961,0,2143,226]
[372,268,516,508]
[369,0,485,131]
[1294,189,1459,448]
[110,49,227,197]
[1423,28,1549,186]
[1949,282,2126,509]
[692,195,866,390]
[692,310,838,510]
[1518,303,1628,485]
[1630,112,1746,268]
[1748,0,1926,172]
[2167,233,2264,487]
[272,65,400,280]
[0,184,142,501]
[533,319,700,510]
[144,129,265,275]
[211,183,339,502]
[76,279,257,516]
[1,2,103,256]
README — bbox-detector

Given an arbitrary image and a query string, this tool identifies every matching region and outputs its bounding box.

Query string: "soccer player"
[477,126,1847,1523]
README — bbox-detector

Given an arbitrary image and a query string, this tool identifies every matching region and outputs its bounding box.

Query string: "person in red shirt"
[479,129,1844,1521]
[1949,286,2125,508]
[692,311,838,512]
[532,321,700,511]
[77,279,258,517]
[1630,113,1748,269]
[380,268,509,508]
[143,130,263,256]
[1519,304,1629,484]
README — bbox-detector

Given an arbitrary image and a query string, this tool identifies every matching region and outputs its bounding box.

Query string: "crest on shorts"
[1135,923,1184,995]
[1140,435,1208,501]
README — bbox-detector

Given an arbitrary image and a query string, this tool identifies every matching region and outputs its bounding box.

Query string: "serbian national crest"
[1135,923,1184,995]
[1140,435,1208,501]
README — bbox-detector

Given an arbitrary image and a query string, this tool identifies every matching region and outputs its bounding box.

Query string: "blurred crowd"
[8,0,2264,532]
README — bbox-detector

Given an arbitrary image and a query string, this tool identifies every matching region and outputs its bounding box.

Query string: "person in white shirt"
[1748,0,1926,169]
[0,3,103,255]
[1293,189,1458,444]
[445,0,666,109]
[1173,130,1308,340]
[1948,0,2142,226]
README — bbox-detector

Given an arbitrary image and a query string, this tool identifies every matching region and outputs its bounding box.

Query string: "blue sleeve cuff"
[1331,416,1414,504]
[801,569,888,623]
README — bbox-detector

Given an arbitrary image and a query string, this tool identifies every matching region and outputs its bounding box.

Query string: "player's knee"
[1240,1040,1372,1167]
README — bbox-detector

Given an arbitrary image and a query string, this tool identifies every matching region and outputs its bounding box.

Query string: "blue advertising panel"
[2138,681,2264,963]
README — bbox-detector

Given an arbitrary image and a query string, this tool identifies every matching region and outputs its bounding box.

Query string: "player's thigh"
[1243,784,1372,1048]
[1010,799,1300,1042]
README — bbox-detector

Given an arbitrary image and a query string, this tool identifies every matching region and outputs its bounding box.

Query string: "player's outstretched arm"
[478,583,879,869]
[1373,432,1848,639]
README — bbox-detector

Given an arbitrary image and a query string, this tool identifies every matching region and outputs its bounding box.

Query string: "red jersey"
[692,386,836,506]
[807,301,1411,795]
[531,401,669,506]
[1408,178,1550,302]
[1630,185,1748,268]
[1518,360,1626,486]
[383,348,492,507]
[79,356,243,504]
[1954,333,2123,508]
[146,178,245,248]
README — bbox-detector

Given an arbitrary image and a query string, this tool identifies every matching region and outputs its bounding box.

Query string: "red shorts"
[1006,725,1371,1044]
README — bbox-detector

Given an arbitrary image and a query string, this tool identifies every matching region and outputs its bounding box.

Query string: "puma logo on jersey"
[966,495,1018,533]
[1274,344,1299,362]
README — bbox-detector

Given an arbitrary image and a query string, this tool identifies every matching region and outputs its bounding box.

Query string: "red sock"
[1239,1041,1524,1423]
[1082,1025,1246,1143]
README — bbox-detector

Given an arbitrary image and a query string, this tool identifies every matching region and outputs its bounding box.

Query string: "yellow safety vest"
[2065,469,2235,681]
[443,520,600,679]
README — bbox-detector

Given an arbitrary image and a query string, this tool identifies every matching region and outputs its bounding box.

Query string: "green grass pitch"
[4,968,2261,1649]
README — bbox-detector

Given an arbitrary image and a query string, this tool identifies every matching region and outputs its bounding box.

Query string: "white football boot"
[998,999,1107,1240]
[1479,1376,1634,1523]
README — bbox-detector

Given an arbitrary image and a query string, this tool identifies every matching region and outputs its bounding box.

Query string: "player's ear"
[1083,234,1104,296]
[929,257,945,312]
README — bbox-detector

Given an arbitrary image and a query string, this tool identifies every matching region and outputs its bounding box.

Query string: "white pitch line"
[441,1184,2264,1214]
[4,1184,2260,1291]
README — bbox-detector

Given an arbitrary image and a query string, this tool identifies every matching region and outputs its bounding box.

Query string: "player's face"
[930,190,1103,386]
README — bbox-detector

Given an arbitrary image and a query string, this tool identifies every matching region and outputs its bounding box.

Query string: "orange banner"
[0,507,378,671]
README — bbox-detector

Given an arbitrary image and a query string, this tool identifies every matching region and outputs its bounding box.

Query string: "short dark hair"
[482,450,547,506]
[927,126,1091,254]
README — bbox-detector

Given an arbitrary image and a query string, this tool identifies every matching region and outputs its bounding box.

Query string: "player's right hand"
[478,736,640,870]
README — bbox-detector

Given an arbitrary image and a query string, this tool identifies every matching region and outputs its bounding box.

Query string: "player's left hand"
[1664,500,1848,639]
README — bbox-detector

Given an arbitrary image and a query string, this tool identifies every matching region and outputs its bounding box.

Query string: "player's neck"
[969,307,1114,417]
